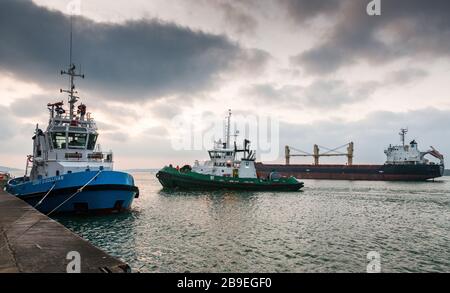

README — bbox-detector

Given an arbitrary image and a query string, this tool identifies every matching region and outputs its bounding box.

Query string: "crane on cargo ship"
[285,142,354,166]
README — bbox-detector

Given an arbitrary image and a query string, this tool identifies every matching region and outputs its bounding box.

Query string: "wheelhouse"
[49,126,98,151]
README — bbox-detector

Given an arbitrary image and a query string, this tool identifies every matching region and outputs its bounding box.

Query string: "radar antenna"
[60,14,85,120]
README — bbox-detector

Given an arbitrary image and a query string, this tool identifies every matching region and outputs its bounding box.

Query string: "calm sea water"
[56,172,450,273]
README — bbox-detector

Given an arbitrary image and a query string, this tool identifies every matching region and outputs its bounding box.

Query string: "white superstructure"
[192,110,257,179]
[384,129,444,165]
[27,63,113,181]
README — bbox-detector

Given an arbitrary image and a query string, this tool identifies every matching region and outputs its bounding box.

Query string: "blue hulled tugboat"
[6,31,138,215]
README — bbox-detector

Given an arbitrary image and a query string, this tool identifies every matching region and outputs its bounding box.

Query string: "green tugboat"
[156,110,303,192]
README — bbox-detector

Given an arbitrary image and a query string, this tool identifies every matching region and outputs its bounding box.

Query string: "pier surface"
[0,190,130,273]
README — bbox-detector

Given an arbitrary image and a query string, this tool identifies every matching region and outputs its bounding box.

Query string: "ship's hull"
[6,171,139,214]
[156,167,304,191]
[255,163,444,181]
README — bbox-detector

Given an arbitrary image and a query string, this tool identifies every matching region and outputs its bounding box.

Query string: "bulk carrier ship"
[256,129,445,181]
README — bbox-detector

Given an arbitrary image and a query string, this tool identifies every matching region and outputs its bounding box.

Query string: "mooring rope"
[34,182,57,208]
[46,170,103,216]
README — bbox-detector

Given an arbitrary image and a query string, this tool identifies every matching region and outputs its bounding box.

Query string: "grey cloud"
[245,66,426,110]
[244,79,378,109]
[288,0,450,74]
[290,45,359,75]
[102,131,130,142]
[149,100,185,120]
[9,95,50,118]
[245,83,296,101]
[0,0,269,101]
[94,122,115,132]
[144,126,169,138]
[0,107,35,159]
[303,80,366,108]
[384,68,428,85]
[97,104,139,123]
[230,48,272,76]
[0,106,15,140]
[280,0,341,23]
[207,0,259,36]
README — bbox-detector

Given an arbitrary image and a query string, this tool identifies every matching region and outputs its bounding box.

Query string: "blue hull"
[6,171,139,214]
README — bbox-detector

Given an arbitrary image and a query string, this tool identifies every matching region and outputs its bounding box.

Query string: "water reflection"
[56,172,450,273]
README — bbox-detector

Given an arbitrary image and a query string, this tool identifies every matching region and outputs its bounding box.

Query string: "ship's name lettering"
[36,176,64,185]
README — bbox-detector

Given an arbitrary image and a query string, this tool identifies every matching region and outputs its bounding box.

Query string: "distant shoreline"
[121,169,160,173]
[0,166,23,173]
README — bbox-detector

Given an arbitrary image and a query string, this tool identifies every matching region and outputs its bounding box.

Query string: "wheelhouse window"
[51,132,67,149]
[87,134,98,150]
[209,151,227,159]
[68,133,87,149]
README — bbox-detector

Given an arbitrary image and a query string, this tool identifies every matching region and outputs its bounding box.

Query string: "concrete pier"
[0,190,130,273]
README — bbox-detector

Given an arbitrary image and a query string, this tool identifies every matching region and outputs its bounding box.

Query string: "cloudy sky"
[1,0,450,169]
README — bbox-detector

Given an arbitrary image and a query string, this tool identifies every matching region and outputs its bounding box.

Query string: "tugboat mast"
[60,14,84,120]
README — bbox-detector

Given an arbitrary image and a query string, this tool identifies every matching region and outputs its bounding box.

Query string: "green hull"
[156,167,304,191]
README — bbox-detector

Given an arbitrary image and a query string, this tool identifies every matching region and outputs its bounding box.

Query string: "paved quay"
[0,190,130,273]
